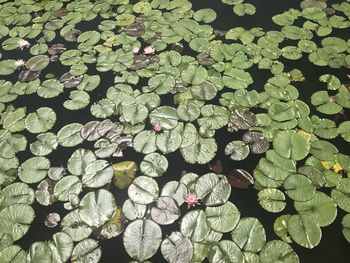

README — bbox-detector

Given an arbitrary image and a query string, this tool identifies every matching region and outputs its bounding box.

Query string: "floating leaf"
[140,153,168,177]
[78,189,116,228]
[151,196,181,225]
[45,213,60,228]
[71,239,101,263]
[222,68,253,89]
[122,199,146,221]
[342,214,350,243]
[128,176,159,205]
[294,191,337,227]
[113,161,137,189]
[180,210,210,242]
[133,130,157,154]
[82,160,113,188]
[0,60,17,75]
[18,156,50,184]
[259,240,299,263]
[0,204,34,240]
[231,217,266,253]
[274,215,292,243]
[61,210,93,242]
[28,241,52,262]
[156,130,182,153]
[227,169,254,189]
[195,173,231,206]
[181,136,217,164]
[161,232,193,263]
[258,188,286,213]
[57,123,83,147]
[181,65,208,85]
[205,201,240,233]
[48,232,73,263]
[123,219,162,262]
[287,213,322,248]
[35,179,55,206]
[273,130,309,161]
[209,240,244,263]
[64,90,90,110]
[26,55,50,71]
[149,106,179,130]
[67,149,96,176]
[53,175,82,202]
[25,107,56,134]
[283,174,316,201]
[225,140,250,161]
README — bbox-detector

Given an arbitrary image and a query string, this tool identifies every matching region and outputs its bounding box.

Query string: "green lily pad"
[0,204,34,241]
[205,201,240,233]
[140,153,168,177]
[208,240,244,263]
[151,196,181,225]
[258,188,286,213]
[18,156,50,184]
[283,174,316,201]
[123,219,162,262]
[195,173,231,206]
[273,130,310,161]
[225,140,250,161]
[287,213,322,248]
[260,240,299,263]
[78,189,116,228]
[71,239,101,263]
[231,217,266,253]
[161,232,193,263]
[57,123,83,147]
[26,55,50,71]
[25,107,56,134]
[180,210,210,242]
[128,176,159,205]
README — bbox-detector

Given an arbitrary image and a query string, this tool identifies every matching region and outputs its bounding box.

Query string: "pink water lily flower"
[153,122,163,132]
[184,192,201,209]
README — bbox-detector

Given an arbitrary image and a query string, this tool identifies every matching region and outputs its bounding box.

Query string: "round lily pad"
[128,176,159,205]
[123,219,162,262]
[140,153,168,177]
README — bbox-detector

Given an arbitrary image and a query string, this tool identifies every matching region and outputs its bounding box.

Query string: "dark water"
[8,0,350,262]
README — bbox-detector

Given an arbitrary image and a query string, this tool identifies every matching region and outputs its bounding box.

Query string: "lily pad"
[123,219,162,262]
[151,196,181,225]
[161,232,193,263]
[140,153,168,177]
[25,107,56,134]
[128,176,159,205]
[231,217,266,253]
[260,240,299,263]
[258,188,286,213]
[180,210,210,242]
[0,204,34,240]
[205,201,240,233]
[18,156,50,184]
[79,189,116,228]
[195,173,231,206]
[273,130,310,161]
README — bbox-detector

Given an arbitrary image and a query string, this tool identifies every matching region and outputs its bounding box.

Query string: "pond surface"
[0,0,350,262]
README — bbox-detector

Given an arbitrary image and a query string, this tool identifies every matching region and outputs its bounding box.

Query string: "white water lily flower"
[17,39,30,50]
[132,46,140,53]
[143,45,155,55]
[15,59,26,68]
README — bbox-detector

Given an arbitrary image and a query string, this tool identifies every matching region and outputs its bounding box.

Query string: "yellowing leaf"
[113,161,138,189]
